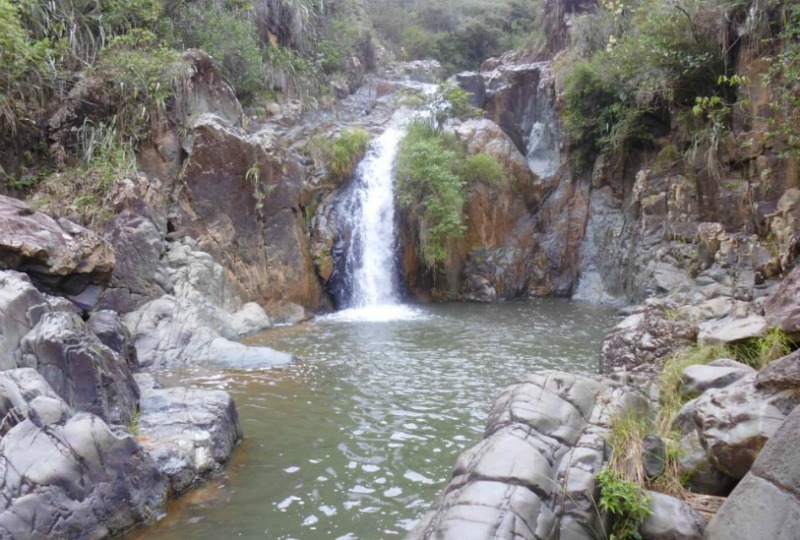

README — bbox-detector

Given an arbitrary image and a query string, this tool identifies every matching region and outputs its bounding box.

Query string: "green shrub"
[94,31,183,143]
[307,128,370,185]
[172,4,264,100]
[461,153,508,186]
[396,121,467,269]
[596,467,652,540]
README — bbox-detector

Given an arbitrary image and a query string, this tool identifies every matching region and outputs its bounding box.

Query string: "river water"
[130,300,614,540]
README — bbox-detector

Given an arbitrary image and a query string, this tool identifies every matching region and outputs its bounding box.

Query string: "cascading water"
[326,110,422,321]
[346,121,405,307]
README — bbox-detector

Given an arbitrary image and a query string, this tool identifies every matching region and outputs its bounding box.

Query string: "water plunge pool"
[129,300,614,540]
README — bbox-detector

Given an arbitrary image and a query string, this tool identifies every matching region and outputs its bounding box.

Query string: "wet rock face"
[408,371,649,540]
[0,195,114,301]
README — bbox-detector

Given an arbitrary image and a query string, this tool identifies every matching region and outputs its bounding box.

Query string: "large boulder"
[0,271,59,370]
[764,263,800,338]
[0,373,166,540]
[0,195,114,300]
[124,295,291,369]
[705,404,800,539]
[175,114,322,315]
[408,371,649,540]
[135,374,243,494]
[18,311,140,426]
[640,491,706,540]
[676,372,800,479]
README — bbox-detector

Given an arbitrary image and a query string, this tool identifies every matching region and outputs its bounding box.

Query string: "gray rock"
[756,349,800,391]
[0,271,52,370]
[408,371,649,540]
[600,305,697,375]
[124,295,292,369]
[681,364,752,398]
[230,302,271,337]
[697,314,767,344]
[706,405,800,539]
[87,309,139,369]
[270,302,307,325]
[135,373,243,493]
[764,263,800,337]
[0,368,72,433]
[682,372,800,479]
[18,311,139,426]
[676,428,736,496]
[0,412,167,540]
[642,435,666,480]
[640,491,706,540]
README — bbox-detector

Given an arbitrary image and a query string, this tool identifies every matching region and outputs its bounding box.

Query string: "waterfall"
[345,121,405,308]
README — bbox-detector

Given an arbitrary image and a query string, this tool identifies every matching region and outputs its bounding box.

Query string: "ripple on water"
[128,300,615,540]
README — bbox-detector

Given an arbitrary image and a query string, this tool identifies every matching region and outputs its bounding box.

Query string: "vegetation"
[307,128,371,186]
[396,84,506,271]
[596,466,652,540]
[396,121,468,269]
[368,0,539,73]
[559,0,800,173]
[461,153,508,186]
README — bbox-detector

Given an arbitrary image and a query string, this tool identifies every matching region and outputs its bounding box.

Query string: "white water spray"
[347,121,405,308]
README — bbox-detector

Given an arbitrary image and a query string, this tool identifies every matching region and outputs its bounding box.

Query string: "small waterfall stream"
[326,111,423,322]
[345,122,405,308]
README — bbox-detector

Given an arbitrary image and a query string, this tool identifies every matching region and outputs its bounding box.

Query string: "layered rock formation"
[408,371,649,539]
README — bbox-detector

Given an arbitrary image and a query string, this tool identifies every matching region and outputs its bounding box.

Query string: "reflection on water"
[127,300,615,540]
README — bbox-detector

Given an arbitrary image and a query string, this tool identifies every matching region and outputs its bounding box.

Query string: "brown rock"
[176,116,322,313]
[0,195,114,296]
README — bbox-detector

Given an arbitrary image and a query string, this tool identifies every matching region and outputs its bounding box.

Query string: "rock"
[176,114,322,311]
[766,188,800,273]
[676,428,737,496]
[0,195,114,298]
[135,374,243,494]
[454,71,486,108]
[230,302,271,337]
[640,491,706,540]
[600,305,697,375]
[653,262,693,294]
[124,295,293,369]
[0,412,167,539]
[756,349,800,391]
[408,371,649,540]
[270,302,307,325]
[681,364,752,398]
[0,271,53,370]
[642,435,666,480]
[178,49,244,127]
[680,372,800,479]
[706,404,800,539]
[764,263,800,337]
[0,368,73,434]
[18,311,140,426]
[382,60,444,83]
[697,314,767,344]
[87,309,139,369]
[99,205,168,313]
